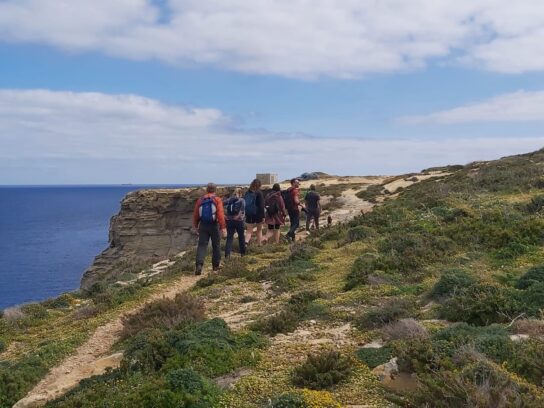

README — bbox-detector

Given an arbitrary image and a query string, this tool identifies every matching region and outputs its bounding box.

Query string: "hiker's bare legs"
[245,223,254,244]
[255,222,263,245]
[272,229,281,243]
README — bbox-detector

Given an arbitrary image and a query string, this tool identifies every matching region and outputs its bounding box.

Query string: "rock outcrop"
[81,187,227,290]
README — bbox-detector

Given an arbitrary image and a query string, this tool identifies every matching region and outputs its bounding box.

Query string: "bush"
[429,269,477,299]
[382,318,428,341]
[410,355,544,407]
[525,195,544,214]
[356,346,393,369]
[516,265,544,289]
[72,305,100,320]
[123,329,173,373]
[440,283,524,325]
[270,392,306,408]
[42,293,74,309]
[121,292,205,338]
[292,350,352,390]
[252,309,300,336]
[0,338,6,353]
[289,243,318,262]
[20,303,48,319]
[344,253,379,289]
[220,256,251,279]
[357,298,416,329]
[346,225,375,242]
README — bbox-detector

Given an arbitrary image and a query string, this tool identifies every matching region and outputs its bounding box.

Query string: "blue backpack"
[244,191,257,216]
[226,197,243,217]
[199,195,217,223]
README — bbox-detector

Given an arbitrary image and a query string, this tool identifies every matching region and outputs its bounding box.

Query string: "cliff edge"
[80,187,214,290]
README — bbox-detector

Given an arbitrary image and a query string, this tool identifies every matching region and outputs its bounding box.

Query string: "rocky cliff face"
[81,187,226,290]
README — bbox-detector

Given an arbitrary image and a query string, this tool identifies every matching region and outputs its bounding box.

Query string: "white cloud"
[400,90,544,124]
[1,89,543,184]
[1,1,544,78]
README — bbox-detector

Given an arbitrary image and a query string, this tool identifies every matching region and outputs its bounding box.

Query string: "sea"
[0,185,193,310]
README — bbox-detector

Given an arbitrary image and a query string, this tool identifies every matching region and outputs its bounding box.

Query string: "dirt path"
[14,274,200,408]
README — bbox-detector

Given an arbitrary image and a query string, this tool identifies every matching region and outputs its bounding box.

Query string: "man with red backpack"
[282,178,303,241]
[192,183,227,275]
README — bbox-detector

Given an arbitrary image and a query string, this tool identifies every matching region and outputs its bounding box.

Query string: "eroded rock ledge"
[81,187,230,290]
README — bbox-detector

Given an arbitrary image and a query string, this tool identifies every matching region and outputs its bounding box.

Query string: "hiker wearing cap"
[305,184,321,231]
[264,183,287,244]
[192,183,227,275]
[283,178,303,241]
[244,179,265,246]
[224,187,246,258]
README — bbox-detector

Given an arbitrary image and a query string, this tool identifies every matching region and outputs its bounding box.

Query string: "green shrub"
[42,293,74,309]
[346,225,375,242]
[289,243,318,262]
[516,265,544,289]
[270,392,306,408]
[72,305,100,320]
[292,350,352,390]
[525,195,544,214]
[220,256,251,279]
[357,298,416,329]
[429,269,477,299]
[356,184,383,202]
[344,253,379,289]
[252,309,300,336]
[440,283,524,325]
[0,338,5,353]
[356,346,393,369]
[122,292,205,338]
[20,303,48,319]
[508,338,544,385]
[410,356,544,407]
[166,368,208,394]
[123,329,173,373]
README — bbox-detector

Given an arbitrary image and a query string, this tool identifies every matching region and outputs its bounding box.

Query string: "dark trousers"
[196,222,221,268]
[225,220,246,257]
[287,210,300,239]
[306,209,321,230]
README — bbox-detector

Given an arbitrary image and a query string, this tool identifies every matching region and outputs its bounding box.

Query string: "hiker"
[283,178,303,241]
[244,178,265,245]
[264,183,287,244]
[192,183,227,275]
[224,187,246,258]
[305,184,321,231]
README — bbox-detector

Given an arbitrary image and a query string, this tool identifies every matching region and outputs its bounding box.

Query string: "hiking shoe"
[212,265,221,273]
[195,264,203,276]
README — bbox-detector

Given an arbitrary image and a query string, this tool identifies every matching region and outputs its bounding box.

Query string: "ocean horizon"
[0,184,200,310]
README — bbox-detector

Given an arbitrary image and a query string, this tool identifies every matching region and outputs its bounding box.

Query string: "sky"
[1,1,544,184]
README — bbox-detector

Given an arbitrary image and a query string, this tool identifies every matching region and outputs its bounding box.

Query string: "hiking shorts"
[267,224,281,230]
[245,214,263,224]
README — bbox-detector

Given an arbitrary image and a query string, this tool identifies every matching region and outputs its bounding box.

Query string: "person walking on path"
[192,183,227,275]
[284,178,303,241]
[244,178,265,246]
[305,184,321,231]
[224,187,246,258]
[264,183,287,244]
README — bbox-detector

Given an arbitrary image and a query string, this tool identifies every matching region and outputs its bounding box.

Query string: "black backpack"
[266,200,280,217]
[281,189,295,211]
[226,197,243,217]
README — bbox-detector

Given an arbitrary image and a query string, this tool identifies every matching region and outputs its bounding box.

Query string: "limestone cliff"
[81,187,221,290]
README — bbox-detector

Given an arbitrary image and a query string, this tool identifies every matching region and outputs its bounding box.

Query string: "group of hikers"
[191,178,322,275]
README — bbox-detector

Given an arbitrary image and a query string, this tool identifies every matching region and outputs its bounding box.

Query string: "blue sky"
[1,1,544,184]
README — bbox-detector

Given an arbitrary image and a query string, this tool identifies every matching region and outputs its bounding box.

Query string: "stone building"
[256,173,278,185]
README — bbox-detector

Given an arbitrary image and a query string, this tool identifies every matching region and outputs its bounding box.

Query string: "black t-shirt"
[305,191,320,210]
